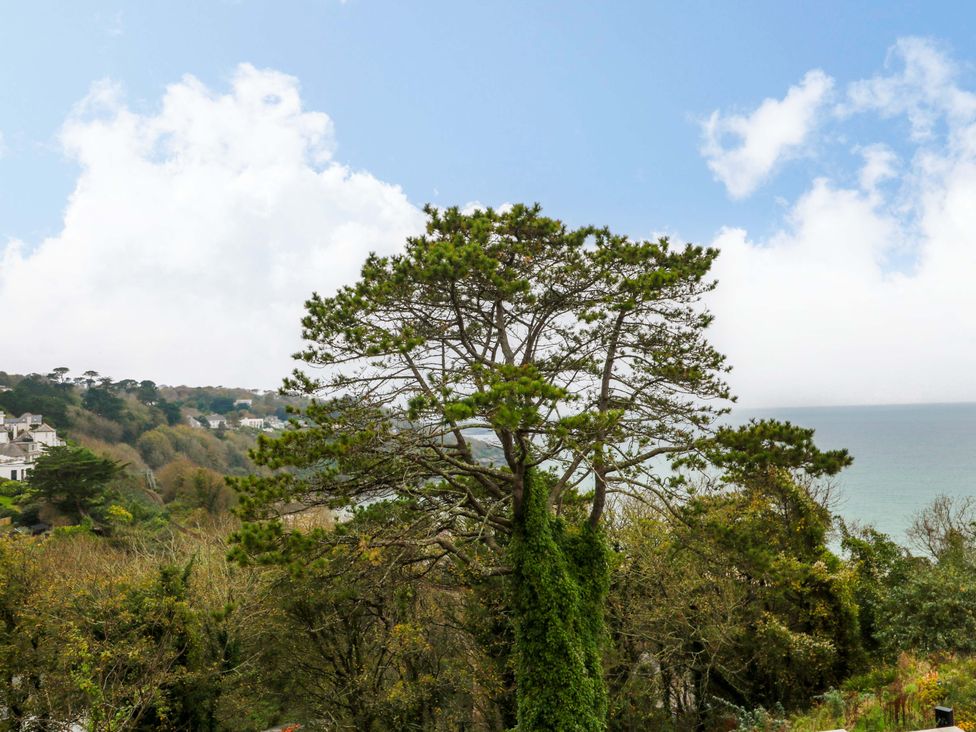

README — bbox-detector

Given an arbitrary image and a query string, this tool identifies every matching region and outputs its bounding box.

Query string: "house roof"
[4,413,39,425]
[0,443,27,459]
[32,423,56,433]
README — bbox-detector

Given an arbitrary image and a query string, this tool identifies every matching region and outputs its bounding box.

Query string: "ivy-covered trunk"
[509,469,611,731]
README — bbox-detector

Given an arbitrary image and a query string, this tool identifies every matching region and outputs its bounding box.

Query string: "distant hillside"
[0,368,308,522]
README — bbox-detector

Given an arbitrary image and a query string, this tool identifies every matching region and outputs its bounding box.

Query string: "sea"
[467,402,976,546]
[736,402,976,545]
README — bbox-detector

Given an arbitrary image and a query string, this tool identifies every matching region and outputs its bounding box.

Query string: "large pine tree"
[232,203,733,729]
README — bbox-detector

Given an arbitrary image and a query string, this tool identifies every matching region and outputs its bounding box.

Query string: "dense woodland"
[2,208,976,732]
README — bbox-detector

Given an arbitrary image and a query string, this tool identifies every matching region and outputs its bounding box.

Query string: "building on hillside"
[0,444,30,482]
[263,416,286,431]
[206,414,227,429]
[3,412,42,439]
[233,398,253,408]
[29,422,62,448]
[0,411,65,481]
[13,433,42,459]
[238,417,264,429]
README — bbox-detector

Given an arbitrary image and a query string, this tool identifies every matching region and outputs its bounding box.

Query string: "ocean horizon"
[736,401,976,545]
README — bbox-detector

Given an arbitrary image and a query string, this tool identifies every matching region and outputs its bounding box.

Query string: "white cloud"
[9,37,976,411]
[701,70,834,198]
[0,64,424,387]
[706,38,976,407]
[857,144,898,196]
[841,37,976,140]
[458,201,513,215]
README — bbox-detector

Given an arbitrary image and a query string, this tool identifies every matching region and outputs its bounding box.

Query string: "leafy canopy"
[25,445,123,522]
[231,203,741,730]
[235,203,732,562]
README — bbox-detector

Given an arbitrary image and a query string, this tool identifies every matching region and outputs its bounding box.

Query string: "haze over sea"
[736,403,976,543]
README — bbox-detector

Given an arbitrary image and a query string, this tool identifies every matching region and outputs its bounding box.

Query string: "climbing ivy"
[510,469,610,731]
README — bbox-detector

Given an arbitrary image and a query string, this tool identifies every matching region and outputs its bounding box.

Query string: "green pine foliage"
[24,445,123,523]
[228,203,736,728]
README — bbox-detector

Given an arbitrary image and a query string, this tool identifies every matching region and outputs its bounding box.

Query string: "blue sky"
[3,2,976,405]
[3,1,968,243]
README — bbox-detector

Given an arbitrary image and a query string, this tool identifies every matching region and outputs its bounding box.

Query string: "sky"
[2,2,976,407]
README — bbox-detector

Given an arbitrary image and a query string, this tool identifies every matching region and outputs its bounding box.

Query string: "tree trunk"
[509,469,611,731]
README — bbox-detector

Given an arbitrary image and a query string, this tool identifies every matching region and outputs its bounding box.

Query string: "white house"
[28,423,61,448]
[263,416,286,432]
[206,414,227,429]
[0,412,65,482]
[13,433,42,458]
[0,443,30,482]
[233,398,253,408]
[3,412,41,439]
[238,417,264,429]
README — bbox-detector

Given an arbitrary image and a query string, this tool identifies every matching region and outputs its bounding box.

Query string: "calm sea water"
[735,403,976,544]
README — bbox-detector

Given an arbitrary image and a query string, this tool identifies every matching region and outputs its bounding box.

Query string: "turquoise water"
[737,403,976,544]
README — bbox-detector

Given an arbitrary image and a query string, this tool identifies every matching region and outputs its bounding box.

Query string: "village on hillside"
[191,398,288,431]
[0,411,66,481]
[0,381,293,486]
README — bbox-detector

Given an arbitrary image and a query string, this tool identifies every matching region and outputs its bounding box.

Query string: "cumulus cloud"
[458,201,513,215]
[0,64,424,387]
[707,38,976,406]
[857,144,898,196]
[701,70,834,198]
[841,37,976,139]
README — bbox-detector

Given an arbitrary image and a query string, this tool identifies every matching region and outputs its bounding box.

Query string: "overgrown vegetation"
[789,655,976,731]
[4,206,976,730]
[6,469,976,730]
